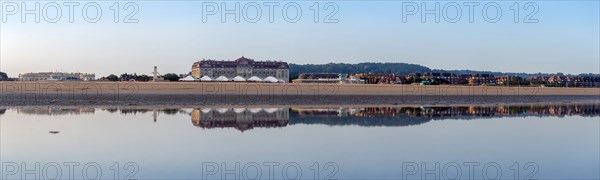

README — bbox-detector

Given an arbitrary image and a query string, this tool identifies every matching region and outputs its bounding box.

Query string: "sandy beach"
[0,81,598,106]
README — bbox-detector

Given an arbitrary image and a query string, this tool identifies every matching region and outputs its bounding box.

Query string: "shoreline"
[0,82,598,107]
[0,94,598,107]
[3,101,600,110]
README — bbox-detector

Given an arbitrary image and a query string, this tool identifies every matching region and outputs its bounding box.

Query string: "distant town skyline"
[1,1,598,77]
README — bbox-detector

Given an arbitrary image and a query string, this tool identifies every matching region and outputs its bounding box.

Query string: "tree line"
[289,62,431,79]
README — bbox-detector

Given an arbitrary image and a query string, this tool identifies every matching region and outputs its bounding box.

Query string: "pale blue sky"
[1,1,598,77]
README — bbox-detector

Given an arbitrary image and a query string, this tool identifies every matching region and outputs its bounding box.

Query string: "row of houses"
[528,75,600,87]
[293,72,600,87]
[292,72,498,85]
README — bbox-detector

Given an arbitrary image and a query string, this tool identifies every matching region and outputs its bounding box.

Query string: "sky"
[1,1,599,77]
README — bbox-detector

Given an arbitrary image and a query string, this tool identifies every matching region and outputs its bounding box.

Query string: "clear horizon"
[1,1,599,77]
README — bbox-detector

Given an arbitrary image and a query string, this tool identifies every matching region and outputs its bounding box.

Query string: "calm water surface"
[1,104,599,179]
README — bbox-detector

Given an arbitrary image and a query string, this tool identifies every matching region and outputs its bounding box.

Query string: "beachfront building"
[292,73,340,83]
[572,76,600,87]
[543,75,600,87]
[355,73,402,84]
[467,73,496,86]
[547,76,573,87]
[0,72,7,80]
[191,56,290,82]
[292,73,365,84]
[495,76,513,86]
[18,72,95,81]
[421,72,460,84]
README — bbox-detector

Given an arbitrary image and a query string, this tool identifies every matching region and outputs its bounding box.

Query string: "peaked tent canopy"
[179,75,195,81]
[263,76,278,83]
[247,76,262,82]
[215,76,229,82]
[233,76,246,82]
[200,76,212,81]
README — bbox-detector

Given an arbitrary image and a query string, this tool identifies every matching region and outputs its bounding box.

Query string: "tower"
[153,66,159,82]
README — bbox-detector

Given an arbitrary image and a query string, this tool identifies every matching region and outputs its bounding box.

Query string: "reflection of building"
[191,56,290,82]
[191,108,289,131]
[18,72,95,81]
[291,104,600,122]
[16,107,95,115]
[6,104,600,132]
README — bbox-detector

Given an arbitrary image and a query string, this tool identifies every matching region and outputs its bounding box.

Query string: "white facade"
[18,72,95,81]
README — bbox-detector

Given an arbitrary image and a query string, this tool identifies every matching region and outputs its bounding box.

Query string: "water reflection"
[15,107,95,115]
[3,103,599,131]
[191,108,289,131]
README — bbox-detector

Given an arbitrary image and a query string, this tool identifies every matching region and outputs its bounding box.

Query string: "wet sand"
[0,82,598,107]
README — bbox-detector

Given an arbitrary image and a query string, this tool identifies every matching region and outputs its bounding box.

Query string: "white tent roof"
[277,79,286,83]
[247,76,262,82]
[179,75,195,81]
[233,76,246,82]
[200,76,212,81]
[215,76,229,82]
[263,76,278,83]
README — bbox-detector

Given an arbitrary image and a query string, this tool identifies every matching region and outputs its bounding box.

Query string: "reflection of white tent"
[233,108,246,114]
[263,76,278,83]
[215,76,229,82]
[179,75,195,81]
[277,79,286,83]
[233,76,246,82]
[247,76,262,82]
[264,108,279,113]
[248,108,263,114]
[200,76,212,81]
[201,108,212,113]
[181,109,194,114]
[216,108,229,114]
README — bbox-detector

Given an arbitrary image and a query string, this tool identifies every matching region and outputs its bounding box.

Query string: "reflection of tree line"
[2,104,598,131]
